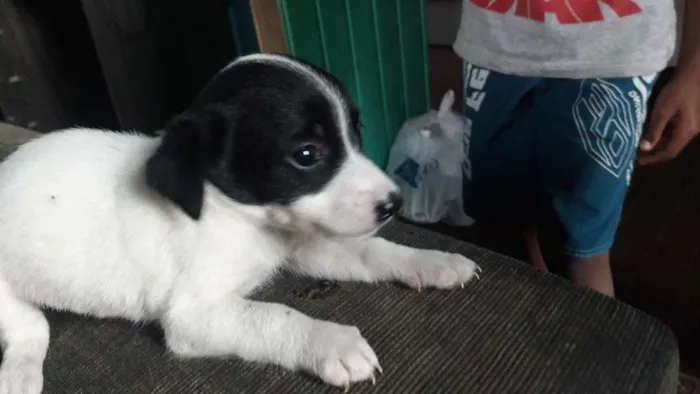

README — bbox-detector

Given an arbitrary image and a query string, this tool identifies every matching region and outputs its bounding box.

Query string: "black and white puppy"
[0,53,479,394]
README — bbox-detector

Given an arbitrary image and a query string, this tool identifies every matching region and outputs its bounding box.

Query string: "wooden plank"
[250,0,287,53]
[81,0,235,130]
[80,0,165,130]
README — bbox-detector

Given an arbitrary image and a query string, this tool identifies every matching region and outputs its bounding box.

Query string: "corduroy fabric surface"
[0,125,679,393]
[36,220,677,394]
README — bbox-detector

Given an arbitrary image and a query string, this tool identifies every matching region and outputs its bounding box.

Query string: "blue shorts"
[461,62,658,257]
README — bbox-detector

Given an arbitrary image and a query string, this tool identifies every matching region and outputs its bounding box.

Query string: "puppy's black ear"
[146,110,224,220]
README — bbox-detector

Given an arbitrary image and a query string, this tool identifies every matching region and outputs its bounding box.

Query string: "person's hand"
[638,70,700,165]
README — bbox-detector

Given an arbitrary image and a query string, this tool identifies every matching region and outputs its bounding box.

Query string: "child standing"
[454,0,700,296]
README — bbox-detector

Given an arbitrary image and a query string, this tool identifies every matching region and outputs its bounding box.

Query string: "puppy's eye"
[291,144,323,169]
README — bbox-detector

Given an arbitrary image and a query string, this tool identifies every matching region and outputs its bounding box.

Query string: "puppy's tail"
[0,273,48,394]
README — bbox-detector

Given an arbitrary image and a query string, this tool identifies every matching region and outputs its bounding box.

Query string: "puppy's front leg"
[162,295,381,388]
[293,237,480,290]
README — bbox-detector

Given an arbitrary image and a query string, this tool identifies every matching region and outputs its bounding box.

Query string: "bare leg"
[530,211,617,295]
[538,234,615,297]
[564,252,615,297]
[523,224,547,271]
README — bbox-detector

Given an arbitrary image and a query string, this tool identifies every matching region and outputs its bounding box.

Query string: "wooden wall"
[0,0,117,132]
[81,0,236,131]
[0,0,236,133]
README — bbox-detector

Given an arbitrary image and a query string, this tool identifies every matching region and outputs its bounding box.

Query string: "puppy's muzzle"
[375,192,403,222]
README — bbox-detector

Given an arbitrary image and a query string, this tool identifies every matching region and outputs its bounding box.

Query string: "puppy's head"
[146,53,401,237]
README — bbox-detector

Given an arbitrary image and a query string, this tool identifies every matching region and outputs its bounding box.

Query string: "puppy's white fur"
[0,55,480,394]
[0,129,479,394]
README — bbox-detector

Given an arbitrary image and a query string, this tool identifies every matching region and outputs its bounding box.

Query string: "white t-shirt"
[453,0,679,78]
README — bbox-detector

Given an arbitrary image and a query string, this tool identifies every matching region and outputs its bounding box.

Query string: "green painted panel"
[278,0,430,169]
[228,0,259,57]
[398,0,431,119]
[373,0,406,156]
[344,0,388,167]
[279,0,326,68]
[315,1,359,103]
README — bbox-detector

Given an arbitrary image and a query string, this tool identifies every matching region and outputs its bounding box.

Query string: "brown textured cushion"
[39,220,678,394]
[0,127,678,393]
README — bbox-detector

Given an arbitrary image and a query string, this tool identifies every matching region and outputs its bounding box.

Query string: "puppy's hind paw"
[0,362,44,394]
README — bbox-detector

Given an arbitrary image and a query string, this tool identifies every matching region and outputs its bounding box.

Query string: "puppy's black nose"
[375,192,403,222]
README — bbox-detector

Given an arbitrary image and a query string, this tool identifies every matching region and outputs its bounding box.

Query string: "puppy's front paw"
[399,250,480,291]
[304,321,381,390]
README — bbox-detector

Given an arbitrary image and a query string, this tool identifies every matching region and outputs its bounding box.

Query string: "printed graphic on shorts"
[573,79,637,179]
[464,63,490,113]
[462,63,491,180]
[630,73,657,104]
[470,0,642,24]
[572,77,654,183]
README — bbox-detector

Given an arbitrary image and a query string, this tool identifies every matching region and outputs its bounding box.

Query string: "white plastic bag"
[386,90,474,225]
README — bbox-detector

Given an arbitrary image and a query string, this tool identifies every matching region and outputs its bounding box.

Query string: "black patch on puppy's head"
[146,54,362,220]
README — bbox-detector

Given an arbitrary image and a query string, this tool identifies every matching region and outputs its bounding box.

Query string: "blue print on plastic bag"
[393,157,440,189]
[393,157,421,188]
